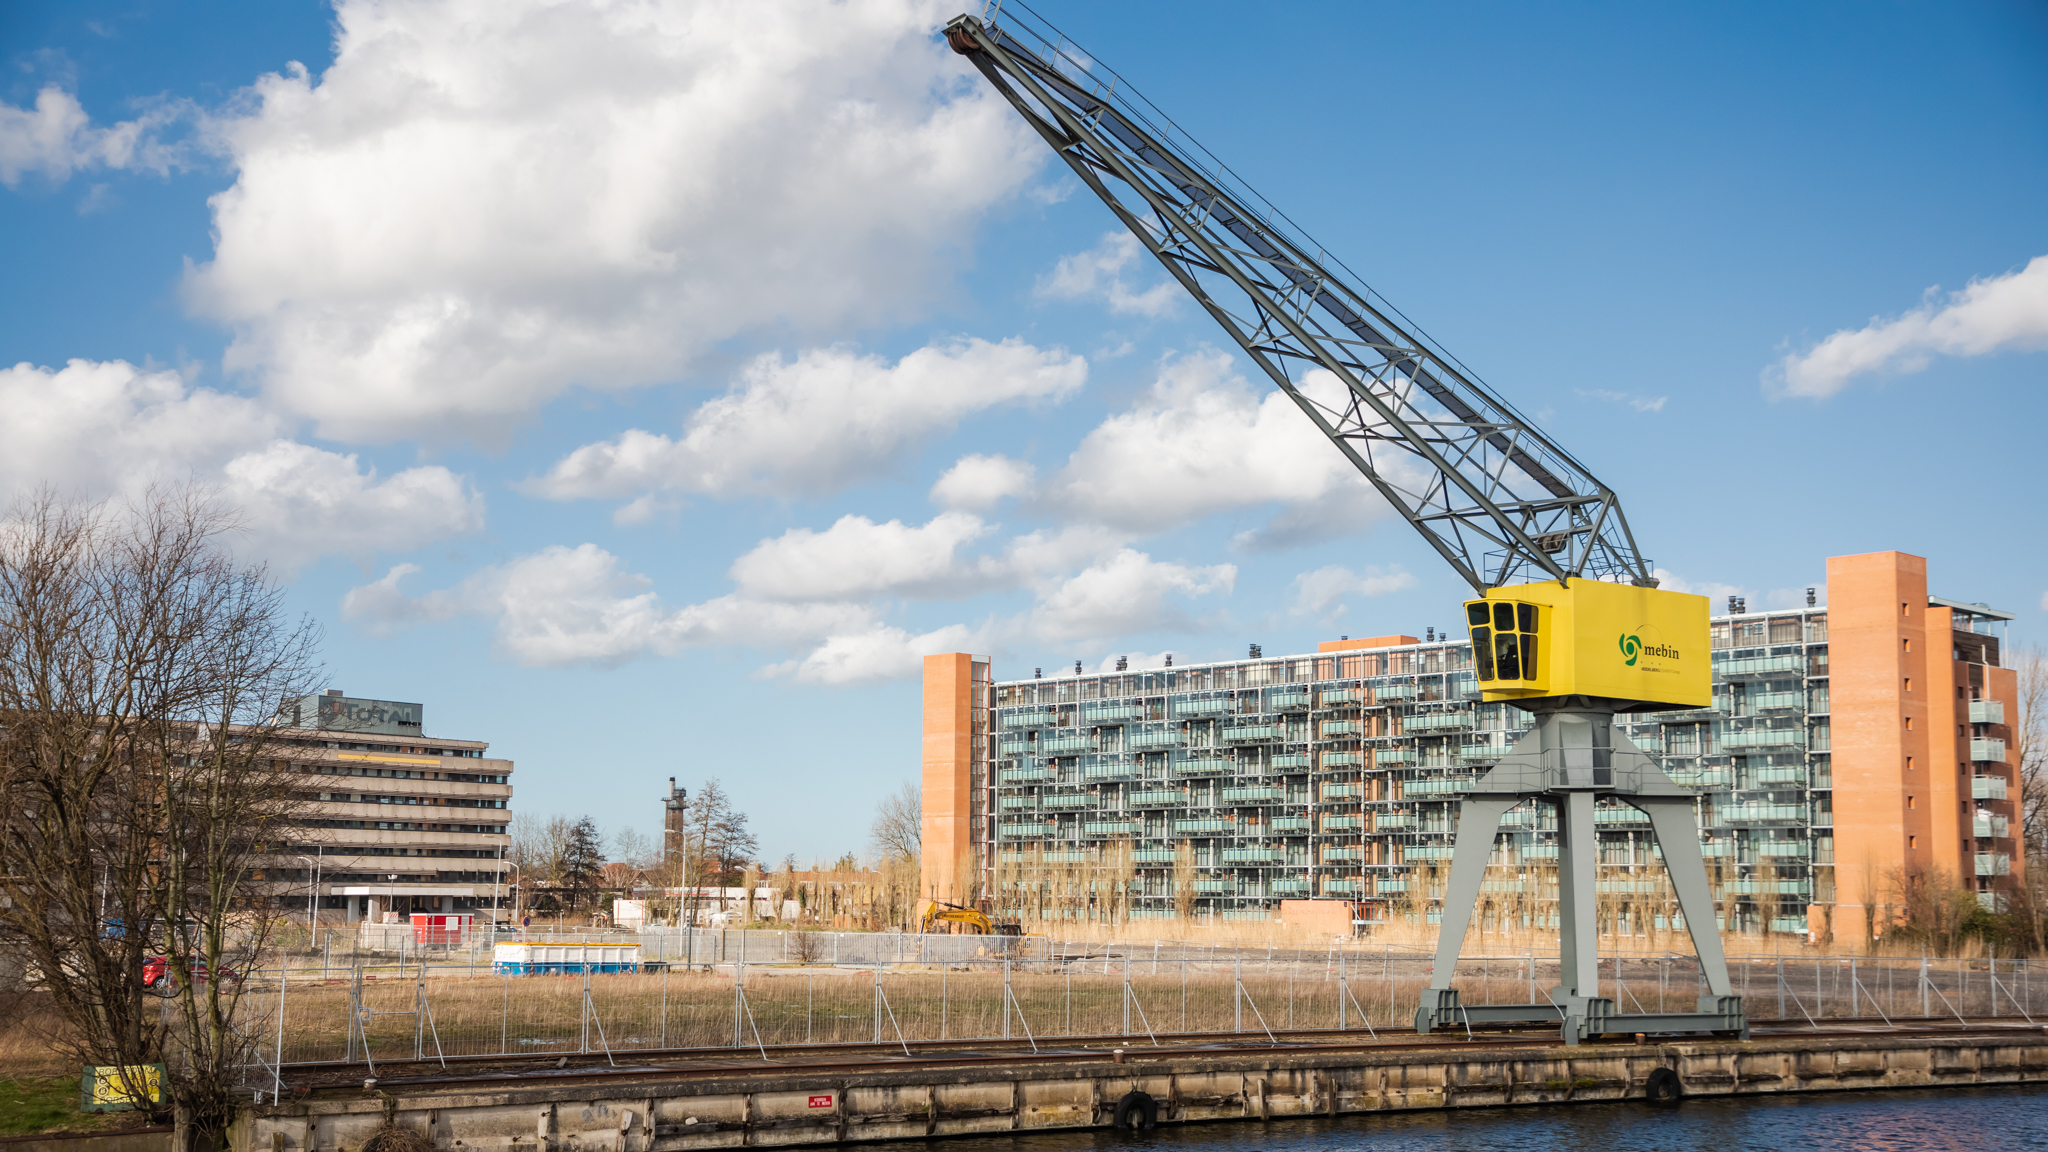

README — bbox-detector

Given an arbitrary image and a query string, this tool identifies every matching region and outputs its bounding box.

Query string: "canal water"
[866,1084,2048,1151]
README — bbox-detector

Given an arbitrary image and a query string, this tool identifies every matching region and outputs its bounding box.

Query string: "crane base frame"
[1415,988,1749,1045]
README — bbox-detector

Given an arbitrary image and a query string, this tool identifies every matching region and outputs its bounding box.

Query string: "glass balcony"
[1082,820,1138,836]
[1404,845,1456,861]
[1001,709,1055,728]
[1757,841,1810,857]
[1320,752,1363,768]
[1174,698,1232,717]
[1722,728,1806,749]
[1699,839,1734,857]
[1082,764,1140,783]
[1375,749,1418,766]
[1269,816,1311,833]
[1270,753,1313,769]
[1719,803,1808,825]
[1498,808,1533,827]
[1374,814,1414,832]
[1375,878,1410,894]
[1749,692,1805,711]
[1128,730,1187,748]
[1971,738,2007,762]
[997,740,1034,755]
[998,796,1035,810]
[1221,846,1283,864]
[1715,654,1805,677]
[1458,743,1500,763]
[1374,684,1419,701]
[1220,785,1283,803]
[1322,879,1361,894]
[1403,712,1474,733]
[1769,916,1810,934]
[998,766,1056,783]
[1081,704,1144,723]
[1127,790,1186,807]
[1752,766,1807,785]
[1039,734,1098,754]
[1132,848,1178,863]
[997,822,1052,838]
[1193,879,1236,894]
[1322,847,1363,862]
[1667,768,1734,789]
[1594,807,1650,825]
[1972,776,2009,800]
[1174,758,1234,776]
[1270,878,1312,895]
[1523,844,1559,859]
[1318,689,1362,706]
[1322,816,1363,832]
[1975,853,2011,877]
[1172,818,1234,834]
[1321,784,1361,801]
[1267,691,1311,711]
[1405,777,1474,796]
[1224,724,1280,742]
[1973,813,2009,838]
[1319,720,1362,737]
[1041,793,1092,809]
[1969,700,2005,725]
[1722,879,1810,896]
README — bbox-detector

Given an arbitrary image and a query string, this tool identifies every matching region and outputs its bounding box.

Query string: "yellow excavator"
[917,899,1022,936]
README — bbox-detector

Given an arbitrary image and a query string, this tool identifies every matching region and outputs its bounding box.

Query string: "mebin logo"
[1619,628,1681,669]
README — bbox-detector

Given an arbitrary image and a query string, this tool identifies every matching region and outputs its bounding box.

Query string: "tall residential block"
[919,552,2021,939]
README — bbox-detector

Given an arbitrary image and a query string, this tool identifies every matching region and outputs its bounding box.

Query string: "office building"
[281,690,515,923]
[920,551,2022,939]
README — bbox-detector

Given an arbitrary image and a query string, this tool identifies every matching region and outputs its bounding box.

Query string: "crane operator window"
[1468,600,1540,682]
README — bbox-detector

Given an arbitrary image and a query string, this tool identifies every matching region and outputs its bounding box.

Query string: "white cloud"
[1030,548,1236,642]
[1289,564,1417,621]
[1577,388,1667,413]
[187,0,1046,441]
[1034,231,1180,318]
[1039,351,1388,541]
[530,337,1084,505]
[761,621,983,686]
[0,359,483,574]
[931,453,1035,511]
[1652,568,1746,605]
[729,511,997,602]
[1771,255,2048,399]
[0,86,184,187]
[344,544,878,668]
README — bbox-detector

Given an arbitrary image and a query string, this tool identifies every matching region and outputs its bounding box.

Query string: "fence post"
[1122,958,1131,1037]
[1003,959,1012,1041]
[1234,958,1242,1033]
[1337,954,1345,1031]
[873,969,882,1044]
[1777,957,1785,1019]
[733,962,744,1048]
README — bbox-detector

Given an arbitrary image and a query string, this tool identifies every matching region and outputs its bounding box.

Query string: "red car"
[142,955,238,991]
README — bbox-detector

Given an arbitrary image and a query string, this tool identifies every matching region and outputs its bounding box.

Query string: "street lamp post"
[507,862,523,932]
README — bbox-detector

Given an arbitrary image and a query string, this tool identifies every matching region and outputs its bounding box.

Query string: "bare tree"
[609,825,654,872]
[2014,643,2045,866]
[870,780,921,863]
[0,488,321,1151]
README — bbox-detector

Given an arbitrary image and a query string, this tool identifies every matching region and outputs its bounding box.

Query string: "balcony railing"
[1321,816,1364,832]
[1081,763,1138,781]
[1128,730,1186,748]
[1405,777,1474,796]
[1752,766,1807,785]
[1375,748,1418,766]
[1267,692,1311,712]
[1723,879,1811,896]
[1757,841,1810,857]
[1971,738,2007,763]
[1173,699,1232,717]
[1749,692,1804,711]
[1126,790,1186,807]
[1221,847,1283,864]
[1039,734,1098,754]
[1374,684,1418,701]
[1721,728,1806,749]
[1974,813,2010,838]
[1081,820,1138,836]
[1404,845,1456,861]
[1374,878,1410,894]
[997,822,1052,838]
[1715,654,1806,676]
[1269,816,1311,833]
[1132,848,1177,863]
[1270,752,1313,769]
[1220,785,1283,803]
[1322,847,1363,862]
[998,766,1056,783]
[1976,853,2012,877]
[1403,712,1474,733]
[1594,807,1650,825]
[996,740,1034,755]
[1319,721,1362,737]
[1174,758,1234,776]
[1318,689,1361,706]
[1270,878,1312,895]
[1172,818,1234,834]
[1375,813,1415,831]
[1972,776,2009,800]
[1081,704,1144,723]
[1719,803,1808,824]
[1969,700,2006,725]
[1001,709,1055,727]
[1041,793,1092,809]
[1223,724,1280,742]
[1193,879,1236,894]
[1322,879,1362,894]
[1667,768,1734,789]
[1320,752,1363,768]
[1321,784,1361,801]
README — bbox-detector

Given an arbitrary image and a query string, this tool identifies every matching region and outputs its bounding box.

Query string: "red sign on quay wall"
[807,1095,834,1109]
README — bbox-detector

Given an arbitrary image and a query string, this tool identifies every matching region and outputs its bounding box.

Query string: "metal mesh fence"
[237,936,2045,1073]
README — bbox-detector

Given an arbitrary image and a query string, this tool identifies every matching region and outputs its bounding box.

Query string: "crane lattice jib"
[945,10,1655,594]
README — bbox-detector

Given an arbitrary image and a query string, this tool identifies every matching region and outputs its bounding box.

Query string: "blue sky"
[4,0,2043,864]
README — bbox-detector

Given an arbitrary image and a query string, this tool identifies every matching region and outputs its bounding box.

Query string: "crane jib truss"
[944,10,1657,595]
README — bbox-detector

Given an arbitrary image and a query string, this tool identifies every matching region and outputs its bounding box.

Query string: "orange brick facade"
[920,653,989,906]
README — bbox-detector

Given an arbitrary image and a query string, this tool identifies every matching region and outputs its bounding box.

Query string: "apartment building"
[279,690,515,923]
[920,551,2023,940]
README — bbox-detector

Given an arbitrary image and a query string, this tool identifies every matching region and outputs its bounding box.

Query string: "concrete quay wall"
[241,1032,2048,1152]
